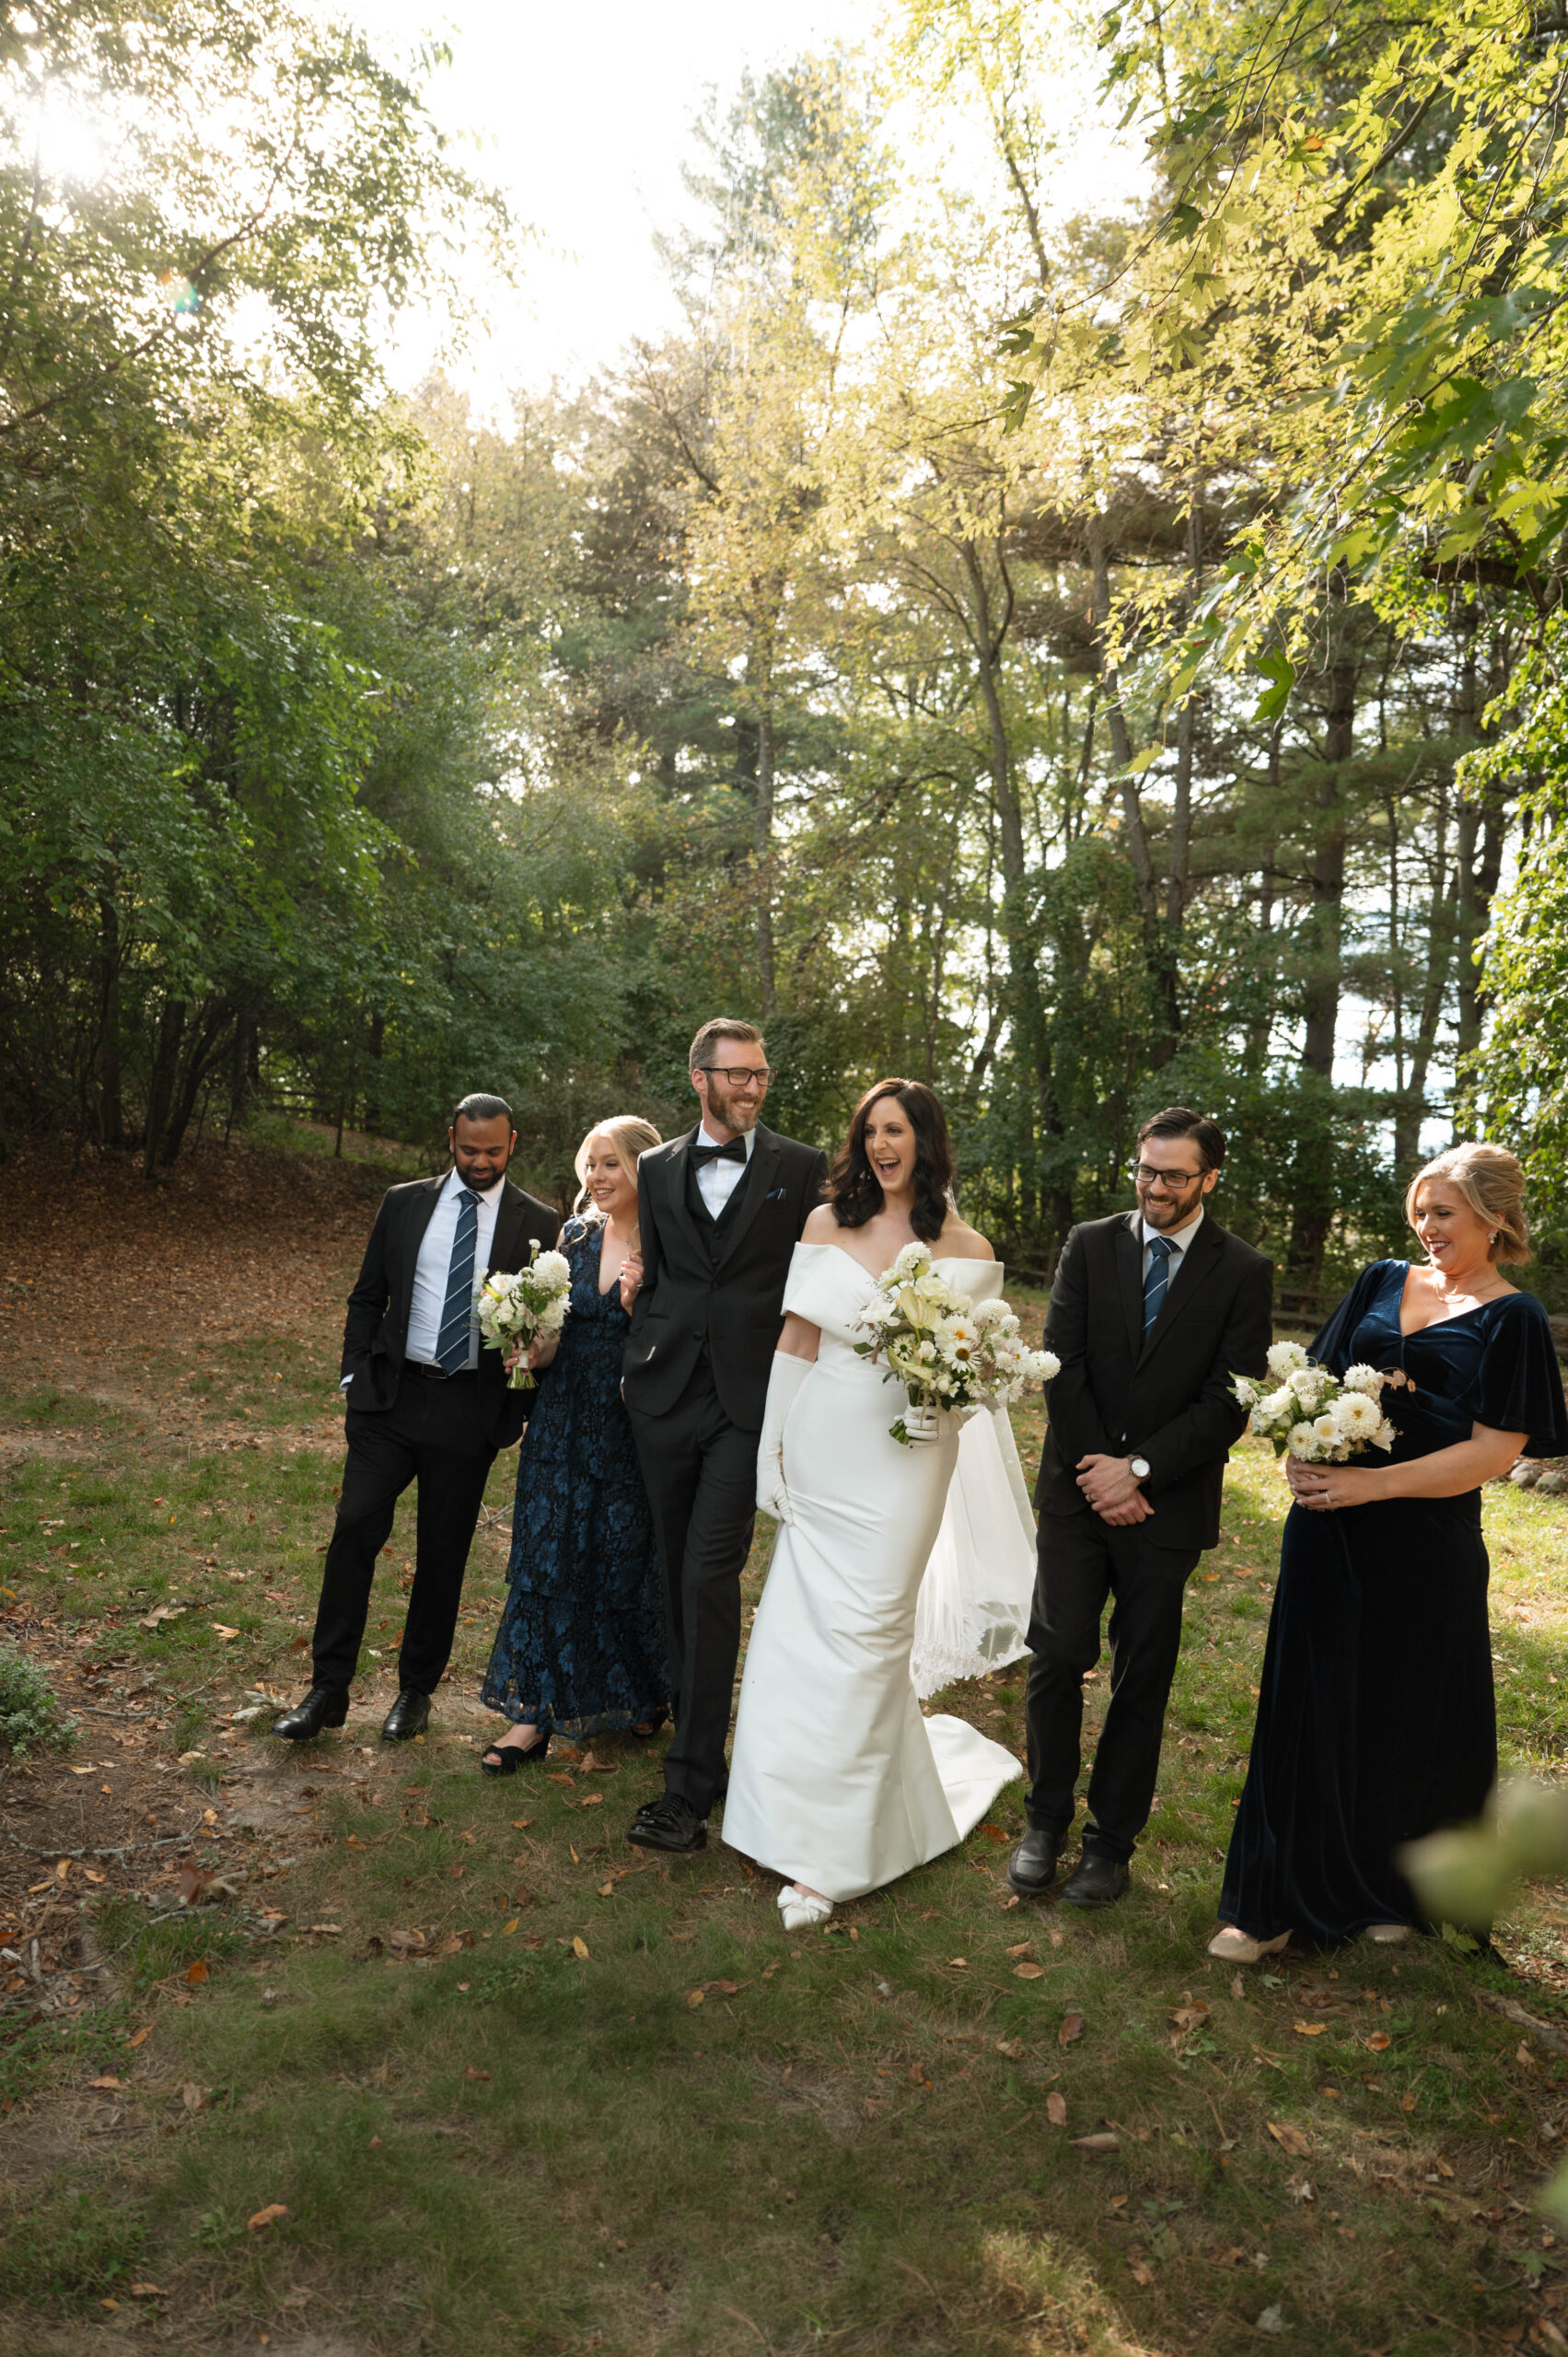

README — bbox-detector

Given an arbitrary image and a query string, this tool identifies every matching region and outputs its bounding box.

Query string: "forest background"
[6,0,1568,1303]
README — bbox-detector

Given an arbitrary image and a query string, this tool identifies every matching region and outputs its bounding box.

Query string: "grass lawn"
[5,1226,1568,2354]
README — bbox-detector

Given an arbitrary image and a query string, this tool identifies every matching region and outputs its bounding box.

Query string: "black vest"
[684,1148,755,1269]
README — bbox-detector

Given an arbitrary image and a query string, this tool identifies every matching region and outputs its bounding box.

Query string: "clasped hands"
[1075,1453,1153,1526]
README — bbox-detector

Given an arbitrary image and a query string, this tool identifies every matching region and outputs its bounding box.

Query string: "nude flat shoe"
[1365,1922,1411,1945]
[778,1885,833,1933]
[1207,1924,1292,1965]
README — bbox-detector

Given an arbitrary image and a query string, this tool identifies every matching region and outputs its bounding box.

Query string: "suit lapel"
[487,1178,536,1276]
[395,1174,447,1339]
[1116,1210,1144,1358]
[716,1127,781,1269]
[662,1129,709,1260]
[1138,1215,1223,1366]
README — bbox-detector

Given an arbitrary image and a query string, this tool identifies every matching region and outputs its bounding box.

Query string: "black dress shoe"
[271,1686,349,1742]
[1061,1850,1132,1909]
[1006,1828,1061,1897]
[626,1794,707,1853]
[380,1689,431,1742]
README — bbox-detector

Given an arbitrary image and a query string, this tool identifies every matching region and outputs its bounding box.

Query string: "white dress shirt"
[406,1166,507,1368]
[692,1120,756,1219]
[1141,1202,1204,1286]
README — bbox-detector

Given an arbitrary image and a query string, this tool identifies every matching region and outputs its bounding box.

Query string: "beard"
[706,1085,761,1132]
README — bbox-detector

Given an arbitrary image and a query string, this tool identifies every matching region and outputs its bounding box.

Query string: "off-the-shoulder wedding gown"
[720,1243,1026,1903]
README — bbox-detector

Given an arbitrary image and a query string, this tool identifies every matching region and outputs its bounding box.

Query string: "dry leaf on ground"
[1059,2011,1085,2048]
[247,2204,288,2233]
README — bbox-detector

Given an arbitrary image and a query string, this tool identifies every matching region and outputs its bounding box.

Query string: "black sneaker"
[627,1794,707,1853]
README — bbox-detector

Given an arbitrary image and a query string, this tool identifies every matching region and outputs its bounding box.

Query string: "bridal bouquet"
[474,1241,573,1390]
[853,1241,1060,1446]
[1233,1339,1401,1463]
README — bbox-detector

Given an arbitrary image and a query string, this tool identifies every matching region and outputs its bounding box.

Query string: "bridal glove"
[757,1351,811,1526]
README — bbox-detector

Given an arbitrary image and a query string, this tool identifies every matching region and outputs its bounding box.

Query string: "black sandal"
[480,1729,551,1776]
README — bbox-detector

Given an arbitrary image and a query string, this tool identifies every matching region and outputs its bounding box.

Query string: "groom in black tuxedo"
[621,1019,828,1853]
[272,1094,560,1745]
[1010,1108,1272,1907]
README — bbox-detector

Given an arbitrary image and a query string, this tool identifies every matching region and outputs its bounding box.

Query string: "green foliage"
[0,1640,77,1757]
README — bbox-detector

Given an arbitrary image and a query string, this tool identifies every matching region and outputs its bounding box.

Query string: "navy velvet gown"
[1220,1260,1568,1943]
[481,1216,669,1740]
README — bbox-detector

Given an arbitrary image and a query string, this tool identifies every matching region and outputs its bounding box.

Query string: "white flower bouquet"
[474,1241,573,1390]
[853,1241,1060,1446]
[1233,1338,1401,1463]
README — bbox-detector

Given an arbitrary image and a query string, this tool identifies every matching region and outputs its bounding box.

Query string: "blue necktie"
[1142,1235,1173,1337]
[435,1188,481,1372]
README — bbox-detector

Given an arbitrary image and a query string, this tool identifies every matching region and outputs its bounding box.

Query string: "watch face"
[1131,1457,1150,1479]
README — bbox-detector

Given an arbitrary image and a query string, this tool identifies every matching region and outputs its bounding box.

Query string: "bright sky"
[365,0,1143,406]
[369,0,880,401]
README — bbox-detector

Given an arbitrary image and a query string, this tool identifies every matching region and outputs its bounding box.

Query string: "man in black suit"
[272,1094,561,1745]
[1009,1108,1272,1907]
[621,1019,828,1853]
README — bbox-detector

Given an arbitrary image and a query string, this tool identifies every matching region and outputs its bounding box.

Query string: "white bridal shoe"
[1207,1924,1292,1965]
[778,1885,833,1933]
[1365,1922,1411,1945]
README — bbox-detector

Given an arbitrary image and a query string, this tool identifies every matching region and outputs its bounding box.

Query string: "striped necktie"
[435,1188,481,1372]
[1142,1235,1173,1337]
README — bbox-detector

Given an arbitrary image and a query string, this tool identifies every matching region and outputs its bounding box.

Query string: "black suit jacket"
[1035,1209,1272,1552]
[340,1171,563,1451]
[622,1122,829,1430]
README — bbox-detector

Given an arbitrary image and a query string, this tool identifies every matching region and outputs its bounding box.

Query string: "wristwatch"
[1129,1455,1151,1481]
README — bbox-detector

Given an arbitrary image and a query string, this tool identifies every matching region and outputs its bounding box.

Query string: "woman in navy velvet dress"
[478,1118,670,1771]
[1214,1144,1568,1960]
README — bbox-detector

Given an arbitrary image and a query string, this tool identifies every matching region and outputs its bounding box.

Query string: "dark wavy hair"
[825,1079,955,1241]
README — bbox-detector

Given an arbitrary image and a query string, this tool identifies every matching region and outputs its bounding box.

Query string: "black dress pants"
[1023,1510,1201,1862]
[311,1370,495,1697]
[628,1358,759,1817]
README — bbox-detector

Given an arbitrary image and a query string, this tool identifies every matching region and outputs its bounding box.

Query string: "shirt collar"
[698,1119,756,1160]
[1142,1203,1204,1254]
[447,1164,508,1205]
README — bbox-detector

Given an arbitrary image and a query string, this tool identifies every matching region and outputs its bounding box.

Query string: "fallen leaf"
[1293,2022,1328,2038]
[180,2083,207,2112]
[577,1792,604,1808]
[88,2074,125,2091]
[178,1864,215,1906]
[1129,2259,1154,2287]
[1005,1940,1035,1958]
[211,1624,240,1641]
[1266,2120,1311,2158]
[1059,2011,1085,2048]
[247,2204,289,2232]
[688,1988,705,2009]
[1365,2031,1391,2052]
[501,1918,519,1935]
[127,2284,165,2299]
[137,1604,185,1631]
[1170,2003,1211,2034]
[1014,1961,1046,1980]
[126,2026,151,2049]
[977,1823,1008,1843]
[1047,2091,1067,2126]
[597,1880,617,1898]
[510,1817,532,1829]
[571,1935,589,1960]
[1286,2174,1315,2203]
[183,1958,209,1987]
[1070,2131,1121,2152]
[994,2038,1024,2058]
[465,2066,490,2082]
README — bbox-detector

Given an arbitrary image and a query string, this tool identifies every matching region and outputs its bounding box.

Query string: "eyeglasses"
[1133,1163,1206,1189]
[703,1065,777,1089]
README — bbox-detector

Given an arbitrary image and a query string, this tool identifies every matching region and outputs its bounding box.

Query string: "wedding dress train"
[720,1243,1025,1904]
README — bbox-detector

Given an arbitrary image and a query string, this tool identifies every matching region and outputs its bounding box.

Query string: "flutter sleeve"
[1309,1260,1398,1377]
[1474,1295,1568,1456]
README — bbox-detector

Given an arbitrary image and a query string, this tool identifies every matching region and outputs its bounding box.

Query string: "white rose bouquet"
[474,1240,573,1390]
[1233,1338,1401,1464]
[853,1241,1060,1446]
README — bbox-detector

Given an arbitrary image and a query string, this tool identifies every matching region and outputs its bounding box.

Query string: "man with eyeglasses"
[621,1018,828,1854]
[1009,1107,1272,1909]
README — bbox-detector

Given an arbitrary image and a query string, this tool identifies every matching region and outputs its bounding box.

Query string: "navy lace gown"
[1220,1260,1568,1944]
[481,1216,669,1739]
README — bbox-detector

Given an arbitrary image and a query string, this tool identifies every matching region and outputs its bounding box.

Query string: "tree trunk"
[144,999,186,1181]
[755,698,776,1010]
[1086,510,1172,1058]
[98,890,124,1151]
[1285,645,1358,1280]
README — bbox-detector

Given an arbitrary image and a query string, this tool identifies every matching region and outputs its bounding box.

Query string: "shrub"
[0,1642,78,1757]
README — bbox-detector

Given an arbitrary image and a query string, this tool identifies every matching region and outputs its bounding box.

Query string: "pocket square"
[765,1186,787,1202]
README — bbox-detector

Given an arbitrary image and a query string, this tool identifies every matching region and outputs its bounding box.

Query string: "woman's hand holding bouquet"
[475,1242,573,1390]
[853,1242,1059,1446]
[1233,1338,1403,1464]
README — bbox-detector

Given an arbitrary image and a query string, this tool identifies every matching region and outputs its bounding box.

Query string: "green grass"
[5,1322,1568,2355]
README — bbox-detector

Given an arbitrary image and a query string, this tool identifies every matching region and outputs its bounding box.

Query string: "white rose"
[1289,1368,1324,1406]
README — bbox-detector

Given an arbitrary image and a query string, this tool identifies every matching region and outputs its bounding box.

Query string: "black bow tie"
[691,1137,746,1167]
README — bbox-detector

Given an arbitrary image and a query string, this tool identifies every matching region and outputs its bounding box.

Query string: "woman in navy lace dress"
[478,1118,670,1771]
[1213,1144,1568,1960]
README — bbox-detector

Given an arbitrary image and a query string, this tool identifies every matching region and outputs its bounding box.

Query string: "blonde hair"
[1404,1142,1532,1267]
[574,1116,662,1246]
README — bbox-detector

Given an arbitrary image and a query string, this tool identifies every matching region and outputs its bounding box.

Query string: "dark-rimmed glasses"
[1133,1163,1206,1189]
[703,1065,777,1089]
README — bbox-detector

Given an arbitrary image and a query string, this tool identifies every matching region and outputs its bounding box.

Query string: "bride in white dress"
[720,1078,1026,1931]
